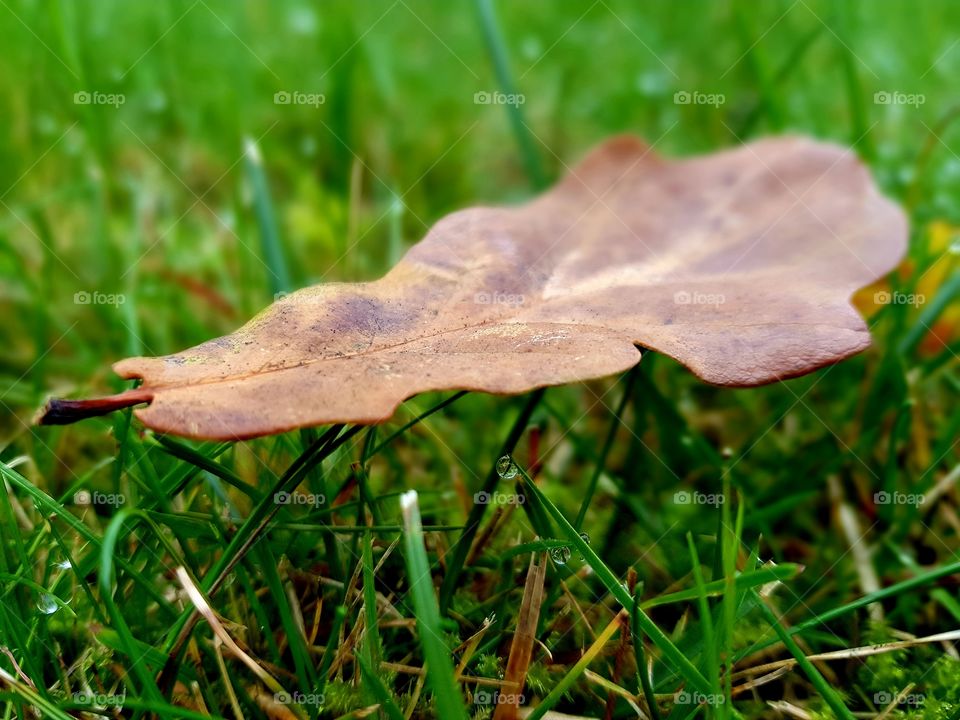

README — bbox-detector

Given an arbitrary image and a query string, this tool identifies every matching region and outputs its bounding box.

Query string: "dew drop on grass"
[496,455,518,479]
[37,593,58,615]
[578,532,590,560]
[550,545,571,565]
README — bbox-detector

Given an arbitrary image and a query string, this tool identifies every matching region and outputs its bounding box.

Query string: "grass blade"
[472,0,546,188]
[400,490,468,720]
[356,654,406,720]
[517,467,713,695]
[244,136,292,297]
[526,610,627,720]
[687,533,720,708]
[753,591,856,720]
[632,587,663,720]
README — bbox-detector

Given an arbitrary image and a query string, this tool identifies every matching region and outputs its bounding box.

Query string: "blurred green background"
[1,1,959,718]
[1,0,958,420]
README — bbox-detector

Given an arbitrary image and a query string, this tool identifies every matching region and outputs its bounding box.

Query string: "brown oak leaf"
[40,135,907,440]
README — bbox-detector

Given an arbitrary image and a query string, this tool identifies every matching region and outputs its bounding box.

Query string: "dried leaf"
[41,135,906,440]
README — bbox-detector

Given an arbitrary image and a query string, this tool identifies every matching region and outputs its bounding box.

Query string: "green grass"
[1,0,959,718]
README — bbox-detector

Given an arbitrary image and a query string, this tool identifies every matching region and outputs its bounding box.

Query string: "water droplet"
[579,532,591,544]
[496,455,518,479]
[37,594,59,615]
[550,545,571,565]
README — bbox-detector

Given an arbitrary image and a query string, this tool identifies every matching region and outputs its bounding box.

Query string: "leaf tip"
[399,489,419,514]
